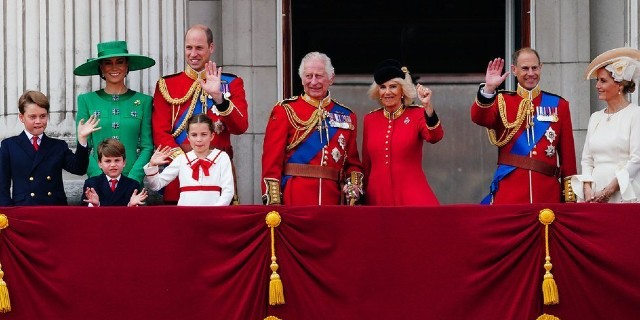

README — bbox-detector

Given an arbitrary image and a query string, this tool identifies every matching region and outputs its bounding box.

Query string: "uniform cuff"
[476,84,496,106]
[426,110,440,127]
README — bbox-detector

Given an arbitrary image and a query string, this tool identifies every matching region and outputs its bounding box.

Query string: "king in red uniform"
[261,52,363,205]
[471,48,576,204]
[152,24,248,204]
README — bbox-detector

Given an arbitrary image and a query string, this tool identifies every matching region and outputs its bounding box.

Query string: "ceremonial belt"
[498,153,560,177]
[180,186,222,192]
[284,163,342,181]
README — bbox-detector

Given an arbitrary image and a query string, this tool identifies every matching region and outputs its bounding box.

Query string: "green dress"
[76,89,153,184]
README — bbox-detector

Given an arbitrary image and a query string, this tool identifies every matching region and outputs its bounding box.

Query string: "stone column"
[534,0,591,168]
[0,0,187,139]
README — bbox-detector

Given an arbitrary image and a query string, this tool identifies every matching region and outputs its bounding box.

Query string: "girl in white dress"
[144,114,234,206]
[573,47,640,203]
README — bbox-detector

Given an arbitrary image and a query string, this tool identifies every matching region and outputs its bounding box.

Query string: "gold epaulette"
[331,99,354,113]
[368,107,384,114]
[162,72,182,79]
[276,96,299,106]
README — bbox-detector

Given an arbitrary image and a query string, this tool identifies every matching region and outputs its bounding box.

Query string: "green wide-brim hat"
[73,40,156,76]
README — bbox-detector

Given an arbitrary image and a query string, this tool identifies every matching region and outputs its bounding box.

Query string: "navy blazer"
[81,174,141,206]
[0,132,89,206]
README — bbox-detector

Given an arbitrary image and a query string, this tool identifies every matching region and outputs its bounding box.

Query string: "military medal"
[545,145,556,157]
[544,127,556,143]
[130,111,138,118]
[328,112,354,130]
[213,119,225,135]
[338,134,346,150]
[331,147,341,162]
[536,106,559,122]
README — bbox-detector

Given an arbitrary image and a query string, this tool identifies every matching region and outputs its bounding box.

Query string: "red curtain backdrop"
[0,204,639,319]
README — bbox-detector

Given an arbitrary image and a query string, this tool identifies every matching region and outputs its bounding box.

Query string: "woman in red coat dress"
[362,60,444,205]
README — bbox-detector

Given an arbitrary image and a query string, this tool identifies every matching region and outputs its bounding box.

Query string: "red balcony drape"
[0,204,639,319]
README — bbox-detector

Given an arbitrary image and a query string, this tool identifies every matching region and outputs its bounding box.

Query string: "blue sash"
[481,93,560,204]
[173,75,235,145]
[281,103,350,188]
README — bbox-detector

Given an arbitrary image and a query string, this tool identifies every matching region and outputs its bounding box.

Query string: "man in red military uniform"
[471,48,577,204]
[152,24,248,204]
[261,52,363,205]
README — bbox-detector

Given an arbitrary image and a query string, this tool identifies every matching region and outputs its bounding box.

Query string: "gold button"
[30,193,35,197]
[29,177,34,181]
[47,192,52,196]
[532,151,538,155]
[47,176,52,181]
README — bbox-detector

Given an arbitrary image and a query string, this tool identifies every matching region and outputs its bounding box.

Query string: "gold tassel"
[539,209,559,305]
[0,214,10,313]
[0,264,10,313]
[266,211,285,305]
[536,313,560,320]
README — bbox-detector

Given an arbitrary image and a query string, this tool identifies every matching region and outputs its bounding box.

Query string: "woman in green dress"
[74,41,155,183]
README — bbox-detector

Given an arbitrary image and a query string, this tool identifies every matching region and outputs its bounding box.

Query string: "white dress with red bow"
[144,149,234,206]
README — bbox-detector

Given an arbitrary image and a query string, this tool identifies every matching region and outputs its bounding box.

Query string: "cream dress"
[572,104,640,202]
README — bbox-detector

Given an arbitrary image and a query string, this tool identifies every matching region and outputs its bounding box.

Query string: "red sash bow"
[191,159,212,181]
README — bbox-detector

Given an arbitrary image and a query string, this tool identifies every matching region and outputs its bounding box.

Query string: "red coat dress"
[152,68,248,202]
[362,105,444,205]
[470,84,577,204]
[261,94,363,205]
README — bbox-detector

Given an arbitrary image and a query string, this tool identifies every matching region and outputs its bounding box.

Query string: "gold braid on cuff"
[263,178,282,205]
[427,120,441,130]
[475,96,494,108]
[217,96,237,117]
[169,147,184,160]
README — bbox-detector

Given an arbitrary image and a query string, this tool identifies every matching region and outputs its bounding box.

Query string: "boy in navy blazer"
[0,90,101,206]
[81,139,148,207]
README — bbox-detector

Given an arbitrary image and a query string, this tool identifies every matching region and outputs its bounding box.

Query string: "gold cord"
[282,103,326,151]
[487,94,534,147]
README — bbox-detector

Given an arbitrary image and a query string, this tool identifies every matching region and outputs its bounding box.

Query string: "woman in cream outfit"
[572,47,640,203]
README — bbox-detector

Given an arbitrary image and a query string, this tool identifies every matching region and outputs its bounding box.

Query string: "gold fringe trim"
[0,214,10,313]
[536,313,560,320]
[539,209,559,305]
[266,211,285,305]
[264,316,282,320]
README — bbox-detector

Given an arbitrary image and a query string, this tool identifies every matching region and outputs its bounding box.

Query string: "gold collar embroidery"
[185,65,206,81]
[516,83,541,100]
[383,105,405,120]
[302,93,332,109]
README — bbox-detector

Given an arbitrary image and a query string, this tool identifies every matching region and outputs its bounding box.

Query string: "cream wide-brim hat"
[584,47,640,80]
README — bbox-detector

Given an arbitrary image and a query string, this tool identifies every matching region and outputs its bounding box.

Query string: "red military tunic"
[152,66,248,202]
[362,105,444,205]
[471,84,577,204]
[261,94,363,205]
